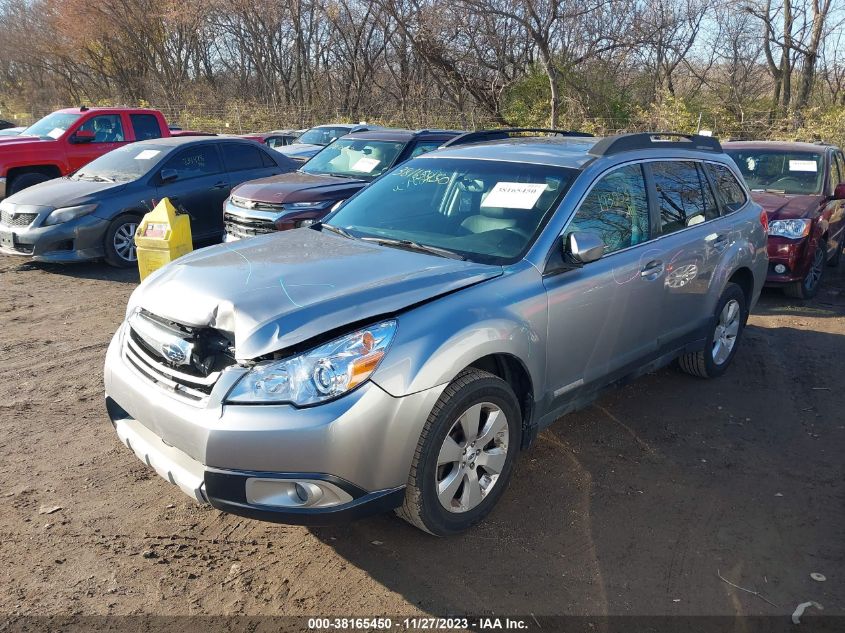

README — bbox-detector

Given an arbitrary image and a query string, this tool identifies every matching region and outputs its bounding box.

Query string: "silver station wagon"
[104,131,768,535]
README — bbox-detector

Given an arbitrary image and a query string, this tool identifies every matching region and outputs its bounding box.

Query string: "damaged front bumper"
[103,322,445,525]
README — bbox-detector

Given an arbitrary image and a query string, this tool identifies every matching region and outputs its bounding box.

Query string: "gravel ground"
[0,253,842,623]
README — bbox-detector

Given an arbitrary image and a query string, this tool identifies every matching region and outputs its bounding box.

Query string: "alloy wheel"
[803,245,825,292]
[712,299,741,365]
[113,222,138,262]
[436,402,509,513]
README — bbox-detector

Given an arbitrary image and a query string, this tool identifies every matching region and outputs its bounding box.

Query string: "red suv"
[724,141,845,298]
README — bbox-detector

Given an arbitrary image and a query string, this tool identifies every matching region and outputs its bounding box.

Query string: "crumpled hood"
[751,191,821,220]
[276,143,323,161]
[128,228,502,360]
[4,177,127,208]
[231,171,365,204]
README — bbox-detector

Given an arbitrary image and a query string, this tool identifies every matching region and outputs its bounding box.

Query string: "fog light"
[245,477,353,508]
[774,264,786,274]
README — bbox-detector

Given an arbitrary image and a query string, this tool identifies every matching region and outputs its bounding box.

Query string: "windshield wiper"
[360,237,466,260]
[76,173,114,183]
[318,223,355,239]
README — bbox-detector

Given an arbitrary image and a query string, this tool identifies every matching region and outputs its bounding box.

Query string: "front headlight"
[768,219,810,239]
[283,200,335,211]
[0,200,13,214]
[226,320,397,405]
[44,203,98,226]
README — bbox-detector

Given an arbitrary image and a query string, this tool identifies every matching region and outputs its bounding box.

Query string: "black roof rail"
[441,127,594,148]
[589,132,722,157]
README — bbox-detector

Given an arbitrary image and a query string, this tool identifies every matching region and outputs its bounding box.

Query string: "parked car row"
[1,113,843,535]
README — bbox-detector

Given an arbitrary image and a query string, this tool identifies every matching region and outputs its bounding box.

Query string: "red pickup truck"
[0,106,175,201]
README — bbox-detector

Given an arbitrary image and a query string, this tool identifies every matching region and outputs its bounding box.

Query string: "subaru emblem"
[161,342,187,364]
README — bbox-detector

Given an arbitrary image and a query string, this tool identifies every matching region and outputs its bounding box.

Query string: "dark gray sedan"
[0,137,297,266]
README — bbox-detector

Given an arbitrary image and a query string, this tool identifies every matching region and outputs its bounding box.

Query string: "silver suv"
[104,132,768,535]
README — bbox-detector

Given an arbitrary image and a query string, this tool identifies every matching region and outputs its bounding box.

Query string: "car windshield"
[301,138,406,180]
[72,143,169,182]
[297,126,352,146]
[726,149,824,195]
[322,157,577,264]
[22,112,81,140]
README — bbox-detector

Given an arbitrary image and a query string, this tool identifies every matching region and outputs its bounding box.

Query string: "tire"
[784,239,826,299]
[9,172,51,195]
[678,282,747,379]
[103,213,141,268]
[396,368,521,536]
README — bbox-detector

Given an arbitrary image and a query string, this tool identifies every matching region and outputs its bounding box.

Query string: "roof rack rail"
[589,132,722,157]
[441,127,594,148]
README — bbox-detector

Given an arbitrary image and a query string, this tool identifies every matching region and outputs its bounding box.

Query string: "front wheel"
[396,369,521,536]
[104,214,141,268]
[9,172,51,195]
[784,240,826,299]
[678,282,747,379]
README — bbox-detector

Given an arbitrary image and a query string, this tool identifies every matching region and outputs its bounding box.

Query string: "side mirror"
[70,129,95,144]
[159,168,178,184]
[834,183,845,200]
[564,231,604,265]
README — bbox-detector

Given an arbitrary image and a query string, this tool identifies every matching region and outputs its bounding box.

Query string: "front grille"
[1,210,37,227]
[231,197,285,212]
[122,313,235,404]
[224,212,277,239]
[11,243,33,254]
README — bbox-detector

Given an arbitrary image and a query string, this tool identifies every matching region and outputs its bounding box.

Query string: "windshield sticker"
[481,182,547,209]
[47,128,64,139]
[789,160,818,172]
[351,157,380,173]
[135,149,161,160]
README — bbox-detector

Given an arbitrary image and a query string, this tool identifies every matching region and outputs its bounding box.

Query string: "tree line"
[0,0,843,141]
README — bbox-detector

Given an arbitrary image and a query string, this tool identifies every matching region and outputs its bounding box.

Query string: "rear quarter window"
[706,163,747,213]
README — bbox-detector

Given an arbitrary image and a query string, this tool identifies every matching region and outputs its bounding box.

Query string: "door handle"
[212,181,227,190]
[640,260,664,279]
[707,233,729,251]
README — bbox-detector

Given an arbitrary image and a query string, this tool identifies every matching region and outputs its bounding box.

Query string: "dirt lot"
[0,252,842,623]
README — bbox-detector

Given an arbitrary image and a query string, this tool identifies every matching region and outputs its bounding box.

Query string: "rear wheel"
[397,368,521,536]
[104,214,140,268]
[679,282,747,379]
[784,240,826,299]
[9,172,51,195]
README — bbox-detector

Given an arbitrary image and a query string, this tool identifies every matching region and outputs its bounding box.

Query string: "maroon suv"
[724,141,845,299]
[223,128,463,239]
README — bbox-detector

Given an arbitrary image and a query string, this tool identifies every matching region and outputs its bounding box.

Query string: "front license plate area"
[0,228,14,249]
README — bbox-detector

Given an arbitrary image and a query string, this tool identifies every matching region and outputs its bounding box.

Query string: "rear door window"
[130,114,163,141]
[705,163,747,213]
[651,161,719,235]
[222,144,265,172]
[161,145,222,180]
